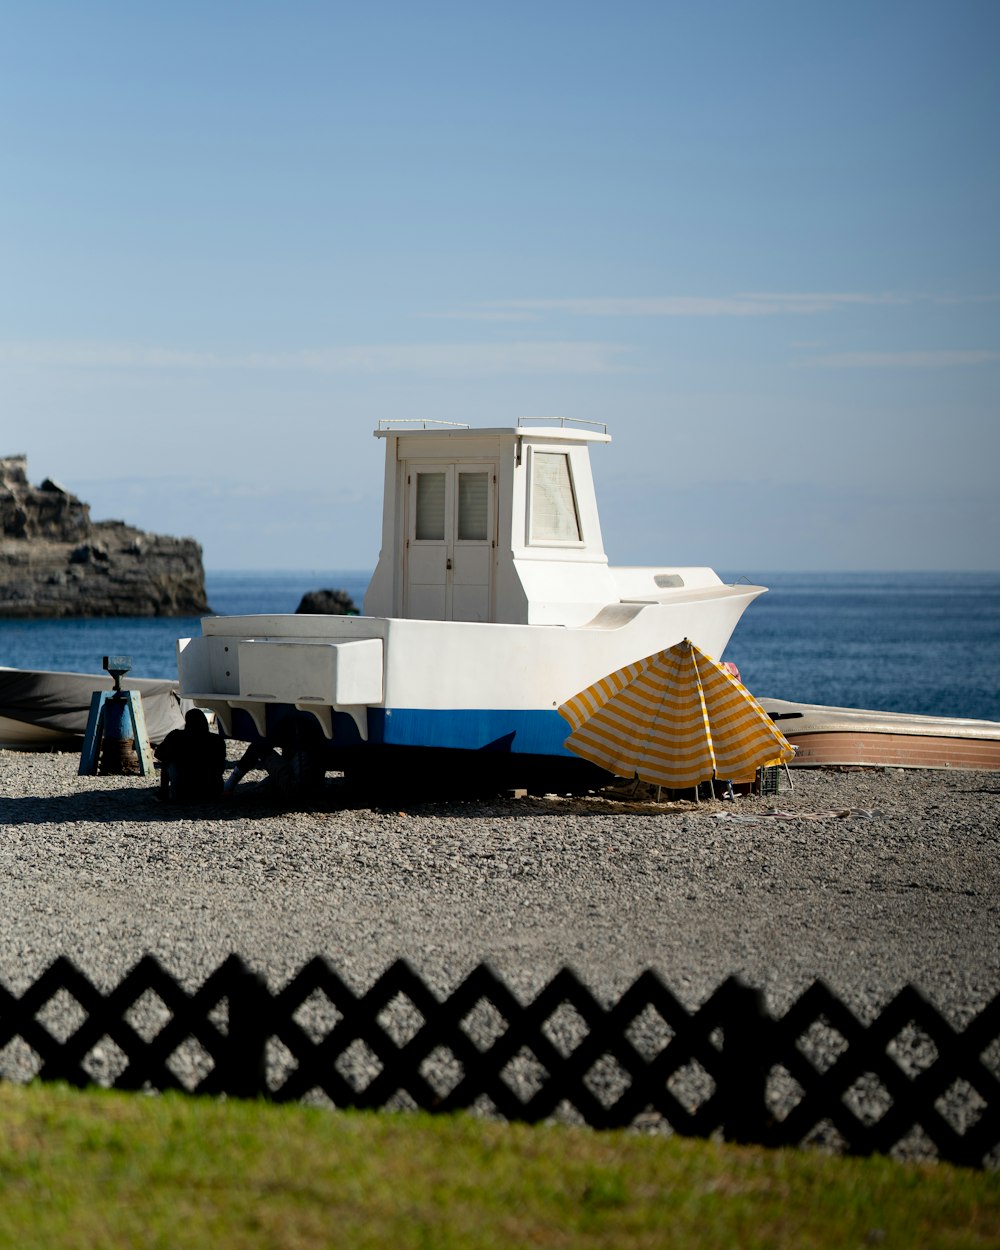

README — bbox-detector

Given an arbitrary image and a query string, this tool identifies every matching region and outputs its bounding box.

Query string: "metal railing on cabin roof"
[376,420,472,430]
[515,417,608,434]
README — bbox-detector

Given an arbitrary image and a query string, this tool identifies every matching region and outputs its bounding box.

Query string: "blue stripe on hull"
[374,707,572,756]
[226,704,573,758]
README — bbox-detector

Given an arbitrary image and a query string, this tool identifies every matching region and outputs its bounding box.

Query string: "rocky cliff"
[0,455,210,618]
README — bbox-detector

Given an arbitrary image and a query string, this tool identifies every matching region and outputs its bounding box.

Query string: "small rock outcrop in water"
[0,454,210,618]
[296,588,358,615]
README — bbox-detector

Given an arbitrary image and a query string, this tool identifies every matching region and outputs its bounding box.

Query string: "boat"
[761,698,1000,771]
[0,666,184,750]
[177,420,765,786]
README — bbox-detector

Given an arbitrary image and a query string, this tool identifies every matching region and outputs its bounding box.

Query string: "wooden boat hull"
[760,699,1000,771]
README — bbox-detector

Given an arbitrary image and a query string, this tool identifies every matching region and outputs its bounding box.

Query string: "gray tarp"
[0,668,184,746]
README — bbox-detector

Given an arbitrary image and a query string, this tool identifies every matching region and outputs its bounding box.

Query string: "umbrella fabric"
[558,639,794,788]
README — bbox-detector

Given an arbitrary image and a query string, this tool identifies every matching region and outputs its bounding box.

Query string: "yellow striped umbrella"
[558,638,794,788]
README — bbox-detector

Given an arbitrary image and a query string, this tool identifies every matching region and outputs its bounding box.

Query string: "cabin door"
[404,463,495,622]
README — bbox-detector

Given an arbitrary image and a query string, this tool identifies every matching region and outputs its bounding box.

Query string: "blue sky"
[2,0,997,572]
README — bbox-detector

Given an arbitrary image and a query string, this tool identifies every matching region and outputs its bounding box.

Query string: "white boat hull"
[178,583,763,767]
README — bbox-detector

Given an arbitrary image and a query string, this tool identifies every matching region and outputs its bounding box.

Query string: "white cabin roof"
[373,418,611,445]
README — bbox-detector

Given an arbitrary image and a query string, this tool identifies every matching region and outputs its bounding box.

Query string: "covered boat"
[0,667,184,749]
[177,421,765,786]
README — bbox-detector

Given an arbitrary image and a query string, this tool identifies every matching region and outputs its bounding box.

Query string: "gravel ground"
[1,747,998,1145]
[2,748,997,1012]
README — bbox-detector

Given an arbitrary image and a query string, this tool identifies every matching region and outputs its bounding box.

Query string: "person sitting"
[224,716,327,800]
[154,708,226,802]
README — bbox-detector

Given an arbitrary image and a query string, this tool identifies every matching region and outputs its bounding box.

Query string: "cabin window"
[457,472,489,541]
[415,472,446,540]
[529,452,582,543]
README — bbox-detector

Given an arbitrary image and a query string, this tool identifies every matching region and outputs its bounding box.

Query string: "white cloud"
[247,342,629,375]
[0,340,631,376]
[801,350,1000,369]
[0,342,222,368]
[473,293,910,318]
[422,309,543,323]
[447,291,998,320]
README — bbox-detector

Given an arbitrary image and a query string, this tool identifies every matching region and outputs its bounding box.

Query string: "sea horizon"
[2,569,998,723]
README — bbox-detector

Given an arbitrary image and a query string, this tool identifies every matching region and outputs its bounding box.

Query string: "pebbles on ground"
[1,748,997,1138]
[2,748,996,1011]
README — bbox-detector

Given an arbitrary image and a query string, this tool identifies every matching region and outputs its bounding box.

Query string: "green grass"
[1,1083,998,1249]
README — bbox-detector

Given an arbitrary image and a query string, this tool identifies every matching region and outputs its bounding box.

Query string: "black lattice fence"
[1,954,997,1169]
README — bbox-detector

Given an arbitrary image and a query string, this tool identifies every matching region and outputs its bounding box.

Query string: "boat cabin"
[363,420,619,627]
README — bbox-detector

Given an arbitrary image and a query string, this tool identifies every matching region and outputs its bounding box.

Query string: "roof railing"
[376,419,471,430]
[515,416,609,435]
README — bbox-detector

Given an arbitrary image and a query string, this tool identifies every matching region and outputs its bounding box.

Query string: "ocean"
[1,570,998,723]
[723,571,1000,723]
